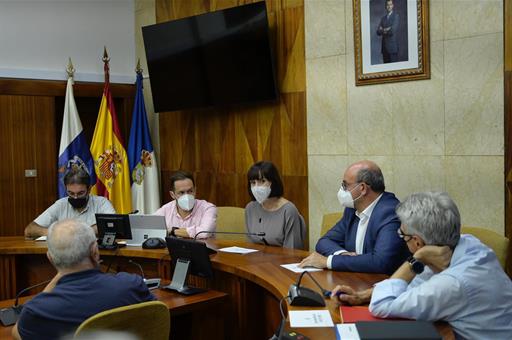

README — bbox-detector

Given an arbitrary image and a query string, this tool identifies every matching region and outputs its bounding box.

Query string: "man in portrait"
[376,0,400,63]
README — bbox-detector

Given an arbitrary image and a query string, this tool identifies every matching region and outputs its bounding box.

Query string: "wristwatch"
[407,255,425,274]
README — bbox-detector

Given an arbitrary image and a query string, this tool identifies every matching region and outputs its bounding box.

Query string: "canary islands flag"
[57,77,96,197]
[128,72,160,214]
[90,62,132,213]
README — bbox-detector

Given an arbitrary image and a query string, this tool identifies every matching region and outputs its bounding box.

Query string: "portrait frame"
[353,0,430,86]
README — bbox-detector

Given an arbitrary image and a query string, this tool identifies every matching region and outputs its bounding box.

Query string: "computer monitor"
[163,236,214,295]
[95,214,132,250]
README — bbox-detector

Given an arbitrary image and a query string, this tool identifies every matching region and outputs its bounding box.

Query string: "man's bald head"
[47,219,97,270]
[345,160,385,193]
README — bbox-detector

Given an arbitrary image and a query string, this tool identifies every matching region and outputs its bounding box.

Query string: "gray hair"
[396,192,461,248]
[47,219,97,270]
[356,168,385,193]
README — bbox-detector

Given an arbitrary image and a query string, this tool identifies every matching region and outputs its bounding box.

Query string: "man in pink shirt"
[154,170,217,239]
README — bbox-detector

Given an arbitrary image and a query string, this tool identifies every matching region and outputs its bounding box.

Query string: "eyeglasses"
[397,228,414,242]
[67,191,88,199]
[341,181,362,191]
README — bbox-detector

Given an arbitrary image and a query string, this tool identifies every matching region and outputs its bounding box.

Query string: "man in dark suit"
[377,0,400,63]
[299,160,409,274]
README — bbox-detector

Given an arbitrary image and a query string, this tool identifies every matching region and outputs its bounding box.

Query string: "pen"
[323,290,346,298]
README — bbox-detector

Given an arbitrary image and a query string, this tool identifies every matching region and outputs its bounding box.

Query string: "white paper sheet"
[35,236,47,241]
[289,310,334,328]
[336,324,361,340]
[280,263,323,273]
[218,246,259,254]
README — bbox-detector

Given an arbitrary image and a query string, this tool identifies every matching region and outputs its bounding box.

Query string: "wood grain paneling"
[156,0,308,247]
[0,78,135,236]
[505,0,511,275]
[0,95,56,236]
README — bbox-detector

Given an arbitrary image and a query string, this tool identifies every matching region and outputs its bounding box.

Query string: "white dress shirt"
[369,235,512,340]
[327,194,383,269]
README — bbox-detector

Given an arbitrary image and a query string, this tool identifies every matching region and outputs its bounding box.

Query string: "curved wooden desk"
[0,237,452,339]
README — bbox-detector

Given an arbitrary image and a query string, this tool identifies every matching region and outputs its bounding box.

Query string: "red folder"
[340,306,408,323]
[339,306,385,323]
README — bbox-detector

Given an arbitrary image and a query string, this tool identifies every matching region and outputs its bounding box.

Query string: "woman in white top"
[245,161,305,249]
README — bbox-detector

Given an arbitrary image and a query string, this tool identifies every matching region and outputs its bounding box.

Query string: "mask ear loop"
[351,182,365,202]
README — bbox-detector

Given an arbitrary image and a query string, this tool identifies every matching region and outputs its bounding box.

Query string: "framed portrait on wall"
[353,0,430,86]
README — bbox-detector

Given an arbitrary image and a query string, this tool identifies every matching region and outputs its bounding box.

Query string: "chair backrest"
[74,301,170,340]
[321,212,343,237]
[461,226,509,269]
[216,206,246,235]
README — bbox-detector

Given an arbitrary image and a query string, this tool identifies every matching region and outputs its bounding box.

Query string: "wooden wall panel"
[0,78,135,236]
[156,0,308,247]
[505,0,511,275]
[0,95,56,236]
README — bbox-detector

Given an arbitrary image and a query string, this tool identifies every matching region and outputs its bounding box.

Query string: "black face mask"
[68,196,88,209]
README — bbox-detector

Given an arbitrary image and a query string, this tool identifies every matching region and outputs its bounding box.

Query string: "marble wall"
[306,0,504,249]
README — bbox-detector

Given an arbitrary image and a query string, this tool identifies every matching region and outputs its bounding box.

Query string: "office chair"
[216,206,246,235]
[74,301,170,340]
[461,226,509,270]
[321,212,343,236]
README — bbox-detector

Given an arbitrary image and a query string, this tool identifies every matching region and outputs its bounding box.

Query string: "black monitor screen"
[95,214,132,240]
[142,1,278,112]
[165,237,214,278]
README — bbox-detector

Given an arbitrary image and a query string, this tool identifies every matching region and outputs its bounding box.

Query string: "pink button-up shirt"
[154,199,217,239]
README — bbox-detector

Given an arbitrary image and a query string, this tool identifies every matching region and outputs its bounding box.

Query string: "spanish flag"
[90,49,132,213]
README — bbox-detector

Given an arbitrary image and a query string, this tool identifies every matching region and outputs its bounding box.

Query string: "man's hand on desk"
[299,252,327,269]
[173,228,190,238]
[330,285,373,306]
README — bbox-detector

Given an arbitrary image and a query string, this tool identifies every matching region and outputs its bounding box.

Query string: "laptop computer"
[126,215,167,246]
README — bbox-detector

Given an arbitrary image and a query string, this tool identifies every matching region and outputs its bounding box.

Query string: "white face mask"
[337,184,362,209]
[177,194,195,211]
[251,185,271,204]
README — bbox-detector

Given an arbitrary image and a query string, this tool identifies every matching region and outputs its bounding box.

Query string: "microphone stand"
[128,259,160,290]
[0,279,52,326]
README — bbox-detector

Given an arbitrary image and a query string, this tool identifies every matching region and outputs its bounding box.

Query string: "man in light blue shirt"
[331,192,512,339]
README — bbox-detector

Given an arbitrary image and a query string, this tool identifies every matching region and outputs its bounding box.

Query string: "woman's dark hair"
[247,161,284,200]
[63,168,91,186]
[169,170,195,192]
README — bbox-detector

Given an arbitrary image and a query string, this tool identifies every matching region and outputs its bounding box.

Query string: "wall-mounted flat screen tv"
[142,1,278,112]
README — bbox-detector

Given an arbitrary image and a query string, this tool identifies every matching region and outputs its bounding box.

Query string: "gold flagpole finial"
[66,57,75,78]
[103,46,110,63]
[135,58,143,74]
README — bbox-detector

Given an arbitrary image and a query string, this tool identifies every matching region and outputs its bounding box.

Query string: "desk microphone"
[128,259,160,290]
[193,230,269,246]
[0,279,51,326]
[288,270,326,307]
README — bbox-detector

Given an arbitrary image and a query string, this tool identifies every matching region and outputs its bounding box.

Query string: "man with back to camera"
[12,219,155,340]
[299,160,409,274]
[154,170,217,239]
[24,168,115,238]
[377,0,400,63]
[331,192,512,339]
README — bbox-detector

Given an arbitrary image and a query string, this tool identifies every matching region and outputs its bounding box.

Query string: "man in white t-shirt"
[24,169,115,238]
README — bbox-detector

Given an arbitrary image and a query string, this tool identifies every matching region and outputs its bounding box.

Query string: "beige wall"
[306,0,504,249]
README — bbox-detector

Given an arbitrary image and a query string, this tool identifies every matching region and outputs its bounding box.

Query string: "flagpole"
[66,57,75,79]
[103,46,110,84]
[135,58,142,75]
